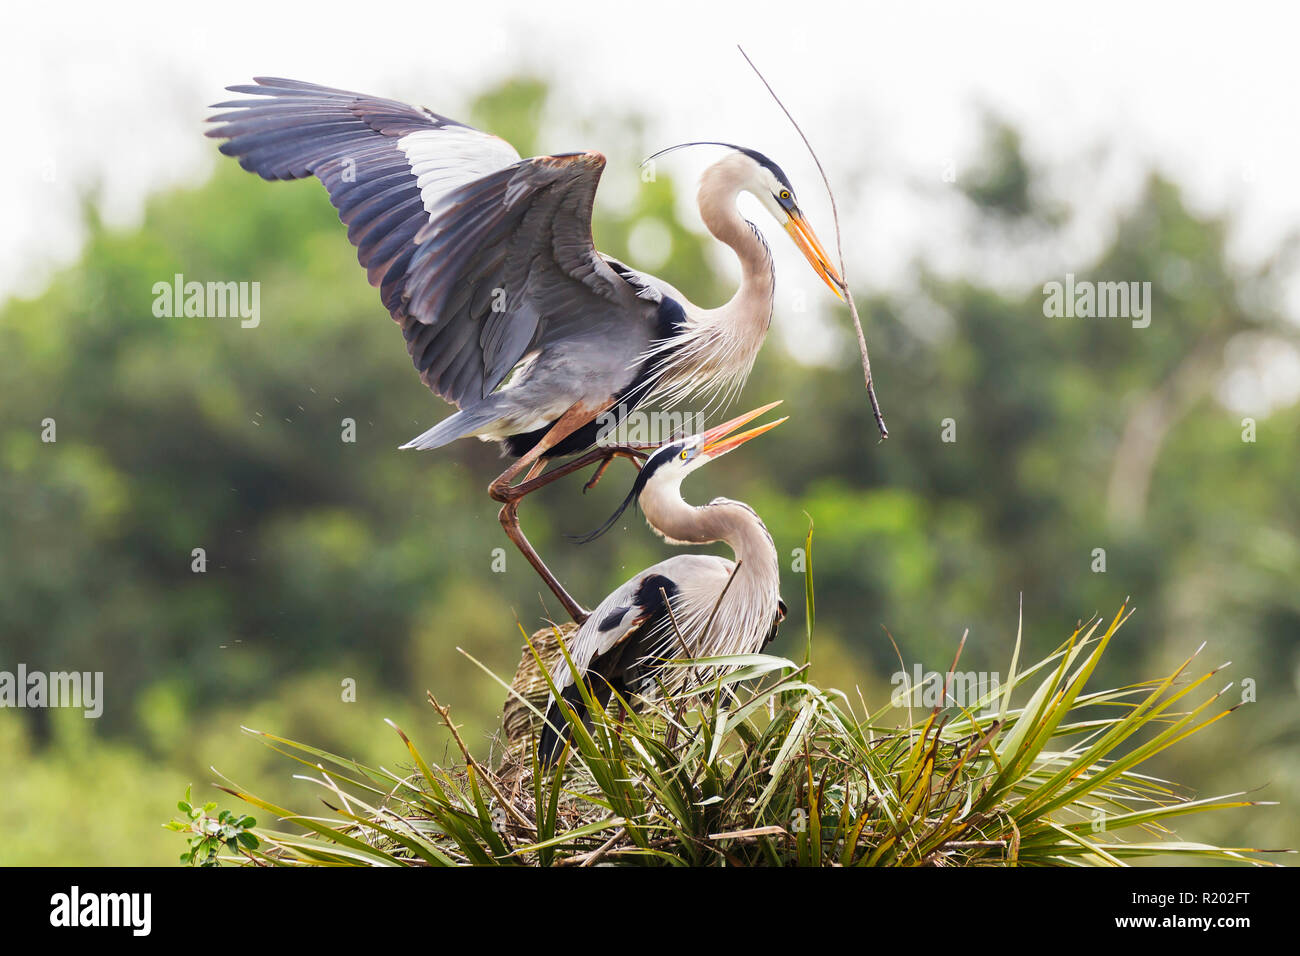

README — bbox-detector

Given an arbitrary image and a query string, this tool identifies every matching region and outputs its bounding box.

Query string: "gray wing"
[551,554,733,692]
[207,78,653,408]
[539,554,732,763]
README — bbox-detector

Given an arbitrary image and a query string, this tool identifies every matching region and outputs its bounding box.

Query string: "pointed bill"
[701,400,787,458]
[784,211,845,300]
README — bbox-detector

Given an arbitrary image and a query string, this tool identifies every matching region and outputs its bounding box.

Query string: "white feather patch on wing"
[397,127,521,217]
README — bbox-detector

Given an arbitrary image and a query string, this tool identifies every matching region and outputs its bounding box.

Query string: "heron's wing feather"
[401,151,645,404]
[539,570,674,764]
[553,555,732,690]
[208,79,646,408]
[538,555,731,764]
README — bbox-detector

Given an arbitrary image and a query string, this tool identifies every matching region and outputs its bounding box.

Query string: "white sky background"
[4,0,1299,407]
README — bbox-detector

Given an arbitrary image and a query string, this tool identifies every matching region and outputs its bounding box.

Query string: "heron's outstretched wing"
[207,78,647,408]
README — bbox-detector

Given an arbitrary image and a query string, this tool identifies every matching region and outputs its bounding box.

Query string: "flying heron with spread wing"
[538,401,787,765]
[207,78,843,623]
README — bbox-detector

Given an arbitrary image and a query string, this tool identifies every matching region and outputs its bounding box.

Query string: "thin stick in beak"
[785,212,845,300]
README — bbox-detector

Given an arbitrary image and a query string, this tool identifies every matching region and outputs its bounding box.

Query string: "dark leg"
[496,462,591,622]
[494,445,647,624]
[488,402,645,625]
[582,453,621,494]
[515,445,646,497]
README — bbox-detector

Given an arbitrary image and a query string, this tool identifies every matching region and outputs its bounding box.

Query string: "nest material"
[498,623,577,773]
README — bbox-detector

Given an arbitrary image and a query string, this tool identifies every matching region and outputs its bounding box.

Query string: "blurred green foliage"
[1,78,1296,864]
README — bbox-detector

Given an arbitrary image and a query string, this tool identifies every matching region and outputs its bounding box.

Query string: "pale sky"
[4,0,1298,406]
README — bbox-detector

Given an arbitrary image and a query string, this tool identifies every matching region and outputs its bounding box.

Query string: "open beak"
[784,210,846,300]
[701,400,787,459]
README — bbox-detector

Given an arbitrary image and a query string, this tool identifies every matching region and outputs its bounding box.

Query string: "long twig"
[661,585,703,690]
[738,46,888,441]
[700,558,744,644]
[579,826,628,867]
[427,692,533,832]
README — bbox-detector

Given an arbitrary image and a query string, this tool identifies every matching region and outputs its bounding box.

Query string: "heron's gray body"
[207,79,785,459]
[550,552,735,696]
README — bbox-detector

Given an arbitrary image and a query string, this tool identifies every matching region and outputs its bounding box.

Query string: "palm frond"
[190,599,1284,866]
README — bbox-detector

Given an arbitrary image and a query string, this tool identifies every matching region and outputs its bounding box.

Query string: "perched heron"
[539,401,787,765]
[207,78,843,623]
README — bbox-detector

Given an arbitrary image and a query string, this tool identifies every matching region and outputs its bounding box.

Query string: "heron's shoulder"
[583,567,676,624]
[591,555,731,613]
[564,567,683,668]
[598,257,692,340]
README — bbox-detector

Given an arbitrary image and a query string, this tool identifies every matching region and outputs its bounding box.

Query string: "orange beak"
[700,400,787,459]
[784,210,846,300]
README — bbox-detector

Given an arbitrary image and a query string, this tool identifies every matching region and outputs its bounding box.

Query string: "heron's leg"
[487,400,606,502]
[581,450,637,493]
[487,450,543,502]
[496,464,593,623]
[513,445,646,497]
[493,446,648,625]
[488,401,620,624]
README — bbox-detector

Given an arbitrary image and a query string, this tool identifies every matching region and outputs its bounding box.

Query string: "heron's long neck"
[640,162,777,410]
[642,485,780,593]
[696,172,776,334]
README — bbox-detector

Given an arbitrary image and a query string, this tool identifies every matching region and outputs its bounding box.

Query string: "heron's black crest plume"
[570,444,682,545]
[641,142,794,192]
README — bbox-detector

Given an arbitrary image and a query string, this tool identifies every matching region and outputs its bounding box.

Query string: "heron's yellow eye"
[679,449,688,460]
[780,190,790,200]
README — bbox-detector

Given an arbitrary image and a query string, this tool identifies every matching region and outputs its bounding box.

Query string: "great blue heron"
[538,401,787,765]
[207,78,842,623]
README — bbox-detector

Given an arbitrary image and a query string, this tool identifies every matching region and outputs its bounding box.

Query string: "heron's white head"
[573,401,786,544]
[647,143,846,300]
[647,398,787,481]
[726,149,845,300]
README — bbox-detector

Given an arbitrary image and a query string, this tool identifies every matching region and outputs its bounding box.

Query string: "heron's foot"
[582,445,648,494]
[551,596,591,626]
[582,457,616,494]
